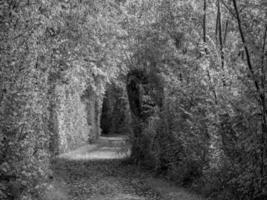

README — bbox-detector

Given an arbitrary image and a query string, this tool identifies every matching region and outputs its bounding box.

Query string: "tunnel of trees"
[0,0,266,200]
[100,83,130,136]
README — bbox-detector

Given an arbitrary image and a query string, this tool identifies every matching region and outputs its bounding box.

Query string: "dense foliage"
[0,0,125,199]
[0,0,266,199]
[123,0,267,200]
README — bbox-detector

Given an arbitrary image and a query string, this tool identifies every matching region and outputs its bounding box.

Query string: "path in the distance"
[47,136,204,200]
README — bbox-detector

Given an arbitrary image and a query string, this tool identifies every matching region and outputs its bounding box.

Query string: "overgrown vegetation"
[124,1,267,200]
[0,0,124,199]
[0,0,266,200]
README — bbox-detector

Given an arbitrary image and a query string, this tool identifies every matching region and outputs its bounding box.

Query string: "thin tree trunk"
[215,7,219,40]
[232,0,261,97]
[217,0,226,85]
[261,25,267,94]
[260,25,267,187]
[203,0,207,44]
[223,19,229,45]
[232,0,266,189]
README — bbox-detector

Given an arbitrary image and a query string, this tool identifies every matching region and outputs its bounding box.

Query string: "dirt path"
[45,137,204,200]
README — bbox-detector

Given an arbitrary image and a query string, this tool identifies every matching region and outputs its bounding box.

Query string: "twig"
[221,0,236,19]
[261,24,267,93]
[232,0,261,96]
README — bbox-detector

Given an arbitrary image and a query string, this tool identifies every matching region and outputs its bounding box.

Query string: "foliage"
[0,0,266,199]
[123,0,267,199]
[0,0,126,199]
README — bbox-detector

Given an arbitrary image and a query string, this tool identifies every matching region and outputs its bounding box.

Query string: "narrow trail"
[47,136,204,200]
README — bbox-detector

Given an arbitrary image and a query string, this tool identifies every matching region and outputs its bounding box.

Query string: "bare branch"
[223,19,229,45]
[232,0,261,95]
[203,0,207,43]
[221,0,236,19]
[261,24,267,89]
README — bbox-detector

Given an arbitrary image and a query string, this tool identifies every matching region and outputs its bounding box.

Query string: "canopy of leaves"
[0,0,266,199]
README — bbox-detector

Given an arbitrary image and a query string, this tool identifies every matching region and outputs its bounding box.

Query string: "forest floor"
[46,136,204,200]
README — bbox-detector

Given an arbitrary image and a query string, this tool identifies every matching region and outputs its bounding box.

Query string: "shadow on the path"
[43,136,204,200]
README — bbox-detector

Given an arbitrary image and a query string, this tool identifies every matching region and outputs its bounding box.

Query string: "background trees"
[123,0,267,199]
[0,0,125,199]
[0,0,266,199]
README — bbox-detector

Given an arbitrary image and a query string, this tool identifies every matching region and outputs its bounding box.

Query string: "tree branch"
[221,0,237,19]
[203,0,207,43]
[261,24,267,92]
[217,0,226,86]
[232,0,261,95]
[223,18,229,45]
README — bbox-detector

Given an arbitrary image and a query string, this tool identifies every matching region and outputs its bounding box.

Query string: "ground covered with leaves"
[48,158,203,200]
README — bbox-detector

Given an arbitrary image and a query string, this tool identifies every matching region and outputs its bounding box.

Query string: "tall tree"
[232,0,267,192]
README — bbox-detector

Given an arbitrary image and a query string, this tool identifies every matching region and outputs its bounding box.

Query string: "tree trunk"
[232,0,267,190]
[203,0,207,44]
[217,0,225,85]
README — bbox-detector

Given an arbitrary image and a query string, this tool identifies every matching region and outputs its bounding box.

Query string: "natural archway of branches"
[0,0,266,200]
